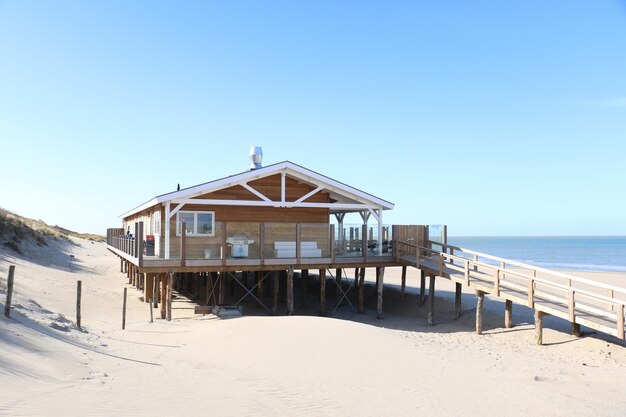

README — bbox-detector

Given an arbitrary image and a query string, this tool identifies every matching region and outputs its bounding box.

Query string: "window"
[176,211,215,236]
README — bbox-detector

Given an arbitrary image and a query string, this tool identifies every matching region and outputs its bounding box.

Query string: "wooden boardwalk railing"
[396,240,626,342]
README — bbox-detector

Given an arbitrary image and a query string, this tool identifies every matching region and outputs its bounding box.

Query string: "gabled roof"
[120,161,394,219]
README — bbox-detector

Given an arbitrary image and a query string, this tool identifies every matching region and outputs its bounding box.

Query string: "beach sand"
[1,238,626,416]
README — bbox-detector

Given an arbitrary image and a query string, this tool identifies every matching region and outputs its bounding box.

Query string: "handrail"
[428,240,626,296]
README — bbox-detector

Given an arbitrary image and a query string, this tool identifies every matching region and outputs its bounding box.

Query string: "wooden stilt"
[300,269,308,308]
[280,270,287,303]
[160,274,167,319]
[427,275,435,326]
[358,268,365,314]
[335,268,342,304]
[120,258,124,273]
[535,310,545,345]
[419,269,426,306]
[229,272,235,296]
[476,291,485,334]
[153,275,158,308]
[167,273,173,321]
[272,271,279,315]
[206,272,214,305]
[218,272,226,305]
[572,322,581,337]
[376,267,384,319]
[287,266,294,315]
[400,266,407,298]
[256,271,263,309]
[319,269,326,316]
[505,299,513,328]
[455,282,462,319]
[144,273,154,303]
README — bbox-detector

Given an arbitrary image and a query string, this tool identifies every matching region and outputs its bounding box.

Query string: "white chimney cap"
[249,146,263,170]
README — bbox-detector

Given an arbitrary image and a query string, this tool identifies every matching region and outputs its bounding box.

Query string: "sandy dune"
[1,238,626,416]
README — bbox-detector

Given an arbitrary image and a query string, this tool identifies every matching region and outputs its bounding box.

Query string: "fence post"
[122,287,127,330]
[76,280,82,329]
[4,265,16,318]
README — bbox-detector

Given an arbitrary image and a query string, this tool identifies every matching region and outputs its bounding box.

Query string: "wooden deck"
[397,240,626,343]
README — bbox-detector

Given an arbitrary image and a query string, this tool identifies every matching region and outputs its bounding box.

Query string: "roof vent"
[249,146,263,170]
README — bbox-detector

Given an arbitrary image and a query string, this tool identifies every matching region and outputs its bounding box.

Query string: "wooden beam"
[419,269,426,306]
[617,304,625,340]
[144,272,154,303]
[455,282,462,319]
[256,271,263,309]
[505,299,513,328]
[300,269,308,308]
[335,268,342,305]
[535,310,545,345]
[400,266,407,298]
[272,271,279,315]
[476,291,485,335]
[427,275,435,326]
[376,267,384,319]
[287,266,294,315]
[319,269,326,316]
[167,272,173,321]
[160,273,167,319]
[358,267,365,314]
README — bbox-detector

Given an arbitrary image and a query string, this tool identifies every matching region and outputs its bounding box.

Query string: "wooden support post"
[167,273,173,321]
[419,269,426,306]
[4,265,15,318]
[455,282,462,319]
[287,266,294,315]
[400,266,407,298]
[206,273,214,305]
[572,323,581,337]
[280,270,287,303]
[149,298,153,323]
[319,269,326,316]
[335,268,342,303]
[160,274,167,319]
[476,291,485,335]
[76,280,82,329]
[153,275,158,308]
[376,267,384,320]
[300,269,308,308]
[617,304,625,340]
[535,310,545,345]
[122,287,127,330]
[427,275,435,326]
[229,271,235,297]
[256,271,263,309]
[272,271,279,315]
[144,273,154,303]
[218,272,225,305]
[505,299,513,329]
[120,258,124,273]
[358,267,365,314]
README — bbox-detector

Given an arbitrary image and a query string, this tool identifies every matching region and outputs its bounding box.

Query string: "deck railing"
[395,238,626,340]
[106,221,395,266]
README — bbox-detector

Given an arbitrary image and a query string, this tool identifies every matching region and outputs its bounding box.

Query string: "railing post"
[464,260,470,285]
[180,220,186,267]
[494,269,500,296]
[617,304,625,340]
[296,223,302,264]
[134,223,139,258]
[568,289,575,322]
[528,279,535,308]
[361,224,367,262]
[259,223,265,265]
[329,224,335,264]
[221,221,227,266]
[138,221,144,267]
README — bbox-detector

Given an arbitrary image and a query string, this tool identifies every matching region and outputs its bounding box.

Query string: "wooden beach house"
[106,149,626,344]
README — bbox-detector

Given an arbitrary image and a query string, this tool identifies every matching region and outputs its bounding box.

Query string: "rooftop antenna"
[249,146,263,170]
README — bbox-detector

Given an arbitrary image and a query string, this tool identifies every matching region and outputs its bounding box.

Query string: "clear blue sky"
[1,1,625,236]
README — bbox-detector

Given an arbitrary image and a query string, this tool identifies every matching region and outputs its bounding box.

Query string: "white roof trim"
[119,161,394,219]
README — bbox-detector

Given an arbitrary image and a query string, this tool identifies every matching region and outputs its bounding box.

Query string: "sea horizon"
[445,235,626,273]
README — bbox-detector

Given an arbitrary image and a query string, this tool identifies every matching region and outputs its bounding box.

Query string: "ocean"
[446,236,626,273]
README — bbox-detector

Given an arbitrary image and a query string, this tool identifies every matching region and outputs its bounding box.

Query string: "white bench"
[274,241,322,258]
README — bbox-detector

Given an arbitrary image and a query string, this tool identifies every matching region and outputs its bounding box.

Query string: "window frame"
[176,210,215,237]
